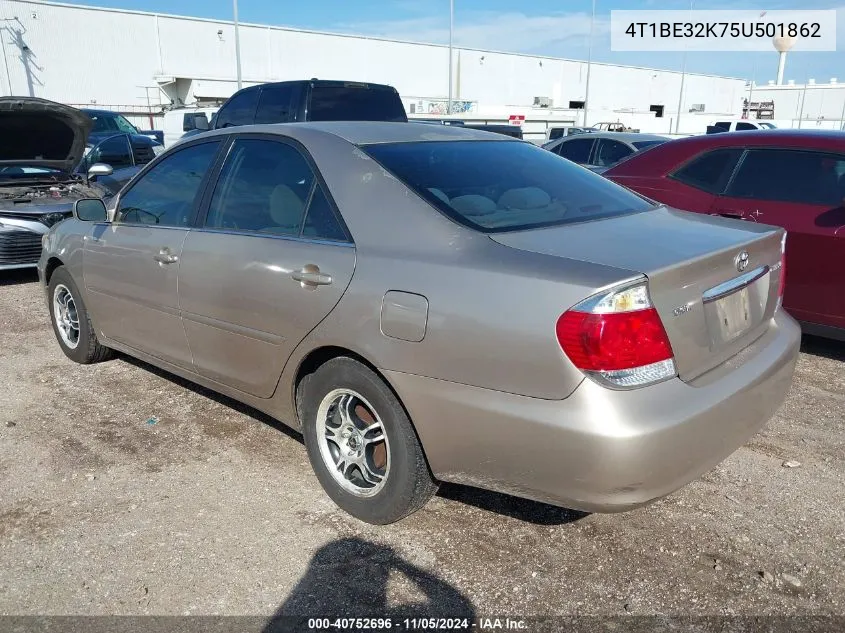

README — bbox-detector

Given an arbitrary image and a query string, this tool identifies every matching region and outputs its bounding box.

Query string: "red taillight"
[556,281,677,388]
[557,308,674,371]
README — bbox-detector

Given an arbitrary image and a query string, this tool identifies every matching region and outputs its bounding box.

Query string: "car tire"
[48,266,113,364]
[299,357,438,525]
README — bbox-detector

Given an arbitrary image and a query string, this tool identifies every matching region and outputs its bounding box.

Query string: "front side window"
[116,141,220,227]
[88,114,119,134]
[556,138,594,163]
[594,139,633,167]
[672,148,743,194]
[365,140,655,233]
[726,149,845,207]
[205,138,347,241]
[736,122,758,131]
[87,135,133,169]
[215,89,260,128]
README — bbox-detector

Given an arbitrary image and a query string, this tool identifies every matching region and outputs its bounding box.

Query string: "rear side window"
[736,122,758,131]
[595,139,633,167]
[672,148,743,194]
[556,138,594,163]
[308,84,407,122]
[364,140,654,233]
[205,138,347,241]
[117,141,220,227]
[216,89,259,128]
[88,135,133,169]
[726,149,845,206]
[254,84,297,124]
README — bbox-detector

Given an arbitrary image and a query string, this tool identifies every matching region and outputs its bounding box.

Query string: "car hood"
[0,97,92,172]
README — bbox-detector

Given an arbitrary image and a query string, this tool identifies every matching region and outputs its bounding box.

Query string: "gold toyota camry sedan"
[40,121,799,524]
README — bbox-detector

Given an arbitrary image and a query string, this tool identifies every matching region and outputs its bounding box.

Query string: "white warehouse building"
[0,0,749,136]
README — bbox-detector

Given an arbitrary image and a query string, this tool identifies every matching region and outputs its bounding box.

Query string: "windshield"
[364,140,655,233]
[758,122,776,129]
[309,85,407,122]
[89,112,138,135]
[632,140,666,150]
[0,165,64,180]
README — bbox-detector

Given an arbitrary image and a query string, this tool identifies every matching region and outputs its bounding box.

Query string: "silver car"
[39,122,800,525]
[545,131,668,173]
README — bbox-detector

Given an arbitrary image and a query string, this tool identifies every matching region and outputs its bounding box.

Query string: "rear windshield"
[632,140,666,150]
[309,85,407,123]
[364,140,655,233]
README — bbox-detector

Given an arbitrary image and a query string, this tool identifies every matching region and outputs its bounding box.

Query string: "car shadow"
[0,269,39,286]
[437,483,588,525]
[119,353,589,525]
[262,537,476,632]
[800,334,845,362]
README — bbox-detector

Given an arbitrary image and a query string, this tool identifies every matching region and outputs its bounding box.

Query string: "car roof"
[560,132,668,143]
[191,121,520,145]
[80,109,120,116]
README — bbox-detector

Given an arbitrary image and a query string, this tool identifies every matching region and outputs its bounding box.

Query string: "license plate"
[711,287,752,343]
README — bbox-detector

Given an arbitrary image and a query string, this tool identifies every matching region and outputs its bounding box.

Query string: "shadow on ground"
[800,334,845,362]
[0,269,39,287]
[263,537,475,632]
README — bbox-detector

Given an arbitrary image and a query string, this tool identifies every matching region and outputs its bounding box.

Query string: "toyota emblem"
[735,251,750,272]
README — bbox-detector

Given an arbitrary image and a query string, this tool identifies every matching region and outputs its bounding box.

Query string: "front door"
[83,139,223,367]
[713,147,845,328]
[178,136,355,398]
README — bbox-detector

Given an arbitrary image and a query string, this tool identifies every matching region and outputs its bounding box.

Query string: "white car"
[161,107,218,147]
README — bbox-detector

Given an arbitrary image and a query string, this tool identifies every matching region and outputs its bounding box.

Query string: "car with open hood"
[0,97,127,271]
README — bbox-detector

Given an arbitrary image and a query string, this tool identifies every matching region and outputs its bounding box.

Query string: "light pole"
[448,0,453,114]
[674,0,694,134]
[233,0,243,90]
[583,0,595,127]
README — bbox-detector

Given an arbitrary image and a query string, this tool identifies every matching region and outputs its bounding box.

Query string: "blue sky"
[69,0,845,82]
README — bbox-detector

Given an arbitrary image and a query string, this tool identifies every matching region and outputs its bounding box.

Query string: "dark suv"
[182,80,406,141]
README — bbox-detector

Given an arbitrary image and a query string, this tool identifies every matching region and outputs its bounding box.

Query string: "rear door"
[715,148,845,328]
[179,135,356,398]
[83,139,223,367]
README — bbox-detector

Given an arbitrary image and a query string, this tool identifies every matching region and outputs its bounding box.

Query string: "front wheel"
[299,357,438,524]
[47,266,113,364]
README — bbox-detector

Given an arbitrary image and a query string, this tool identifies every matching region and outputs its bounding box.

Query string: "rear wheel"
[299,357,437,524]
[48,266,113,364]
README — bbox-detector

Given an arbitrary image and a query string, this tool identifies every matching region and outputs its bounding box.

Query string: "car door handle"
[291,266,332,287]
[153,249,179,265]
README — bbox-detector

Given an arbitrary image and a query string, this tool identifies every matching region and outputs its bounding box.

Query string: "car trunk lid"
[490,206,785,382]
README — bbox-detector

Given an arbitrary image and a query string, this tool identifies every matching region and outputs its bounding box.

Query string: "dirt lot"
[1,268,843,621]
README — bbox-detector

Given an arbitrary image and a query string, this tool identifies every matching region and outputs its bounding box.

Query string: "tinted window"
[88,135,133,169]
[255,84,297,124]
[548,128,565,140]
[714,122,731,130]
[365,140,654,233]
[114,115,139,134]
[726,149,845,206]
[183,112,209,131]
[632,140,666,150]
[215,89,260,128]
[673,149,742,194]
[557,138,594,163]
[595,139,633,167]
[736,122,758,131]
[302,184,347,241]
[308,84,407,122]
[206,139,317,236]
[117,141,220,227]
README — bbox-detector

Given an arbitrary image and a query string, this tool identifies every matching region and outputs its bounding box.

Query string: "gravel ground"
[1,268,843,621]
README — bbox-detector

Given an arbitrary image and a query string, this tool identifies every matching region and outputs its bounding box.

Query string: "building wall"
[747,83,845,127]
[0,0,746,133]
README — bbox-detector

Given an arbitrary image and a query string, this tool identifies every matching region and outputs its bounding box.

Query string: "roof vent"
[788,79,795,85]
[808,78,816,85]
[831,78,838,84]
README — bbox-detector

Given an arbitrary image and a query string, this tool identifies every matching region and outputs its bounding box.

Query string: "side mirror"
[88,163,114,180]
[73,198,108,222]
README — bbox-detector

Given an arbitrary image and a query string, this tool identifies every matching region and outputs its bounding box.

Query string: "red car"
[605,130,845,340]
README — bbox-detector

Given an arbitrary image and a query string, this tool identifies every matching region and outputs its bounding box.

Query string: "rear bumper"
[386,310,801,512]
